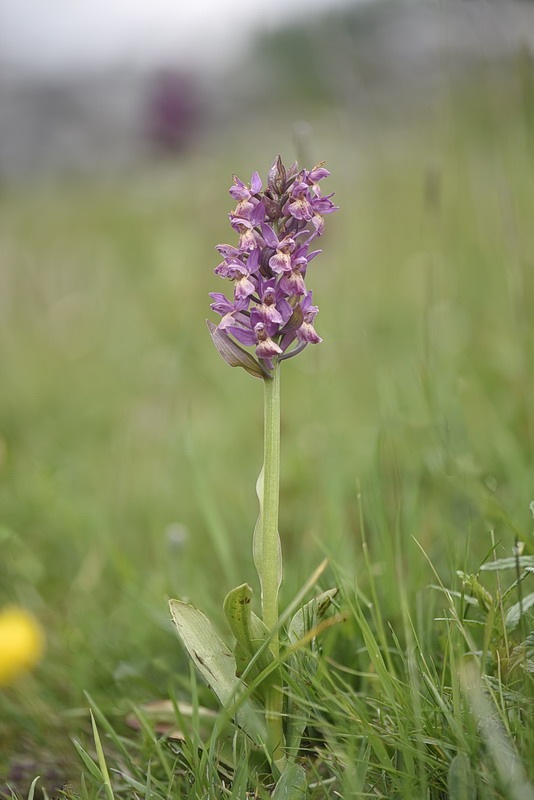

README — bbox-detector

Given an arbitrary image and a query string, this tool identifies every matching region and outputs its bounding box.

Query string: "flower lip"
[251,303,283,332]
[234,274,256,300]
[296,321,322,344]
[254,322,283,358]
[269,237,298,274]
[286,192,314,222]
[280,270,306,297]
[295,293,321,343]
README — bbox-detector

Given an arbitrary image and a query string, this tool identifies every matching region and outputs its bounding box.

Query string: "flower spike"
[209,157,337,377]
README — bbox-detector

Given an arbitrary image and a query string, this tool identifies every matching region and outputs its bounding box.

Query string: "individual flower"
[295,291,322,344]
[229,171,262,202]
[306,165,331,189]
[254,322,283,361]
[225,319,282,370]
[0,607,44,686]
[283,167,338,236]
[309,193,338,236]
[230,201,266,249]
[229,218,261,252]
[214,248,260,300]
[277,244,320,297]
[285,180,314,222]
[251,278,292,329]
[268,236,297,274]
[209,292,249,330]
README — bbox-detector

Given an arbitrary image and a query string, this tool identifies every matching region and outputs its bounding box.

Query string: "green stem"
[262,361,281,640]
[262,360,285,771]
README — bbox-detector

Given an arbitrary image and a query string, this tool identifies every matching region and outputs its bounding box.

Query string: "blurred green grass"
[1,67,534,792]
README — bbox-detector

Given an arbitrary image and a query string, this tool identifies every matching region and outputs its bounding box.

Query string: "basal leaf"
[288,588,339,645]
[223,583,274,685]
[448,753,476,800]
[505,592,534,631]
[271,763,307,799]
[169,599,267,744]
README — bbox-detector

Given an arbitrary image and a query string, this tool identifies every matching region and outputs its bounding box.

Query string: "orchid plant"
[169,156,340,789]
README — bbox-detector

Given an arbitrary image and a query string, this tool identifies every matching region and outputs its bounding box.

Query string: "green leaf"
[207,321,270,379]
[90,710,115,800]
[505,592,534,630]
[429,585,479,605]
[271,763,307,799]
[480,556,534,571]
[169,599,267,744]
[457,572,493,613]
[448,753,476,800]
[26,776,40,800]
[223,583,274,686]
[288,588,339,645]
[72,739,105,783]
[285,588,338,755]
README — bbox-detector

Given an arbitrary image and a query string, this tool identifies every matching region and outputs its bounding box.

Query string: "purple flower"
[214,250,258,299]
[268,236,297,274]
[208,157,337,377]
[279,259,307,296]
[296,292,322,344]
[286,181,314,222]
[277,244,320,297]
[309,194,338,237]
[307,165,330,186]
[216,243,242,260]
[225,320,283,367]
[229,171,262,201]
[254,322,283,359]
[228,172,263,220]
[283,166,338,237]
[209,292,249,330]
[229,218,261,252]
[250,278,292,330]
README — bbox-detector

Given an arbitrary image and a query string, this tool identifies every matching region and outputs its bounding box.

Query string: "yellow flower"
[0,607,44,686]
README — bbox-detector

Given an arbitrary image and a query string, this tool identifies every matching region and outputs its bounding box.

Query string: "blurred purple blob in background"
[145,70,202,153]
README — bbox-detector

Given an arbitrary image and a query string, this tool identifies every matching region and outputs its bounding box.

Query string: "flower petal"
[250,171,262,194]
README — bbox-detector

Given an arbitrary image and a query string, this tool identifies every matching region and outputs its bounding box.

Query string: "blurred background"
[1,0,534,794]
[1,0,534,180]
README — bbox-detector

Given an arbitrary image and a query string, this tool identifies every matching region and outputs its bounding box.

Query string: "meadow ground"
[1,70,533,798]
